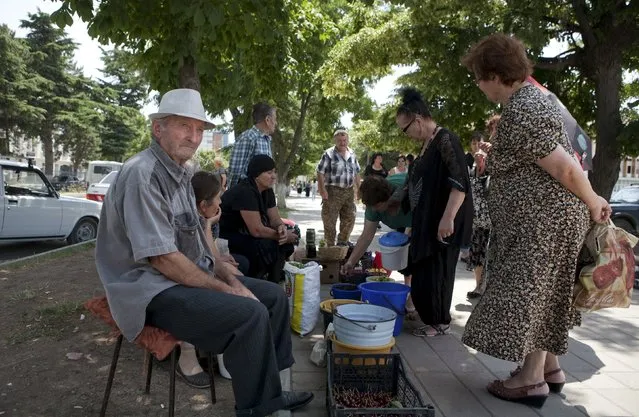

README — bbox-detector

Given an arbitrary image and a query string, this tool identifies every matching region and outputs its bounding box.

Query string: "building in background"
[198,130,230,152]
[4,136,74,177]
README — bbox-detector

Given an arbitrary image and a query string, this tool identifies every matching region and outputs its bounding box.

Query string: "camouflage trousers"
[321,185,356,246]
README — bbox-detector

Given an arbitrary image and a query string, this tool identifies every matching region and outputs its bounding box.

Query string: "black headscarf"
[247,154,276,179]
[242,154,276,228]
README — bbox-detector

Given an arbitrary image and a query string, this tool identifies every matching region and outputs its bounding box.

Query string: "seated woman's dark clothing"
[219,180,294,282]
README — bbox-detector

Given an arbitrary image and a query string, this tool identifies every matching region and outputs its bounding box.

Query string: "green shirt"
[364,173,412,229]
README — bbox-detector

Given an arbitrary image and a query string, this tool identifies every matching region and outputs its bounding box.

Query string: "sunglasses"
[402,118,416,133]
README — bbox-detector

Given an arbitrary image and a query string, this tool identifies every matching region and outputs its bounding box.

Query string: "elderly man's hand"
[218,254,239,267]
[214,260,242,281]
[229,283,258,301]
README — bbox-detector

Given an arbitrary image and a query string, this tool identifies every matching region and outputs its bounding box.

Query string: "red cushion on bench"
[84,296,179,360]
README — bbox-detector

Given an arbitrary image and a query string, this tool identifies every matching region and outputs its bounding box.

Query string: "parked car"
[610,185,639,236]
[50,174,85,191]
[1,160,102,244]
[86,171,118,202]
[85,160,122,186]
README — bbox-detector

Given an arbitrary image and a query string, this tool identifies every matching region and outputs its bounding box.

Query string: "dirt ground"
[0,244,235,416]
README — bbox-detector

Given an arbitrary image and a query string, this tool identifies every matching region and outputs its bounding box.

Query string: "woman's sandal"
[466,291,482,299]
[487,380,549,408]
[412,324,450,337]
[510,366,565,393]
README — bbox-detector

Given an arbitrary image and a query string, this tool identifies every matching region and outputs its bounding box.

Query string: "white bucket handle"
[332,310,377,331]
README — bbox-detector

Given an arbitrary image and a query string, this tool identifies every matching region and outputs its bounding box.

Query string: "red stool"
[84,296,216,417]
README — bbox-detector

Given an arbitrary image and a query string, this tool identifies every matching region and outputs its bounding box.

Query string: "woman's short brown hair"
[359,176,393,207]
[461,33,533,86]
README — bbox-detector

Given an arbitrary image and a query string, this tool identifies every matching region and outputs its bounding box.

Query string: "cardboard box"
[302,257,341,284]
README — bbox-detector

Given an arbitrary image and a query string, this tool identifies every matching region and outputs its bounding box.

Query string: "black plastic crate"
[327,350,436,416]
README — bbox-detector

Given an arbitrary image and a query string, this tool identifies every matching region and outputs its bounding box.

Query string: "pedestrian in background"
[227,103,277,188]
[316,129,361,246]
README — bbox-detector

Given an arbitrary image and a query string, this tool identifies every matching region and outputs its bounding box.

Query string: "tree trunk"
[42,131,54,175]
[274,90,313,210]
[178,54,200,91]
[588,49,623,200]
[276,180,288,210]
[1,125,8,155]
[230,106,252,135]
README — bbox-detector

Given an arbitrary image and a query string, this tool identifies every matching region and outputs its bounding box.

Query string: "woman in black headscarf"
[395,87,473,337]
[219,155,298,282]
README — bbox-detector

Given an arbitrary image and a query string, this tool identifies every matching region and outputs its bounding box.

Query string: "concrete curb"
[0,239,95,267]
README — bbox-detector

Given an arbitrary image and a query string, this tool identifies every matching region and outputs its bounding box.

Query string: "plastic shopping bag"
[573,221,638,312]
[284,261,321,336]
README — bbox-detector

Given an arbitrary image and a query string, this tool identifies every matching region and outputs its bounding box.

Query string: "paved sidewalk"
[283,195,639,417]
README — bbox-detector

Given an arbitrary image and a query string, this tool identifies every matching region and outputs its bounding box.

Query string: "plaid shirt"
[227,126,272,187]
[316,146,360,188]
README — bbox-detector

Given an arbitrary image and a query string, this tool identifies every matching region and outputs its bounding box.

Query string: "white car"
[86,171,118,202]
[1,160,102,244]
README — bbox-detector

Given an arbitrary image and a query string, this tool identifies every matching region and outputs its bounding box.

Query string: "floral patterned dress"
[462,85,590,362]
[466,172,491,271]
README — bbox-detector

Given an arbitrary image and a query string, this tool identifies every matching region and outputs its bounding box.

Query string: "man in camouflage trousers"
[316,129,361,246]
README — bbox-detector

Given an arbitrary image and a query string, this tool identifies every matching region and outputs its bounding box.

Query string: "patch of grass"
[8,282,51,303]
[8,301,86,344]
[0,240,95,272]
[10,288,37,301]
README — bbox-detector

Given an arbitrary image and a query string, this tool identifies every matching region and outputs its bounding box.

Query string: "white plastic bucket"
[333,303,396,347]
[378,243,409,270]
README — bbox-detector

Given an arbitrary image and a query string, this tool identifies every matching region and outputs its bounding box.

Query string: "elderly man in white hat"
[95,88,313,416]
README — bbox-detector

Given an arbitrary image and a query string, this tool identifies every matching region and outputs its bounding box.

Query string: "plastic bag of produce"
[284,261,321,336]
[573,221,638,312]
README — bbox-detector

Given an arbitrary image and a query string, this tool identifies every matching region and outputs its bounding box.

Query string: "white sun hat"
[149,88,216,129]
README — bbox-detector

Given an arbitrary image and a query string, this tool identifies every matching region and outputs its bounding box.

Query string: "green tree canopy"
[322,0,639,198]
[21,11,78,175]
[0,24,46,156]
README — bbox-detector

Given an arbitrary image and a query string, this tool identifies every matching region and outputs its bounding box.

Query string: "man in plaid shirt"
[316,129,361,246]
[227,103,277,188]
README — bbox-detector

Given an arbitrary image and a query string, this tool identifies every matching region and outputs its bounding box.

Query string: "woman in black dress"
[364,153,388,178]
[395,87,473,337]
[219,155,298,282]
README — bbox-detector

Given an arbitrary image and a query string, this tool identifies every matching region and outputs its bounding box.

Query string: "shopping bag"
[284,261,321,336]
[573,221,638,312]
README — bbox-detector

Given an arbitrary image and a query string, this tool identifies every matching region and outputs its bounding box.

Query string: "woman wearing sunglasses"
[394,87,473,337]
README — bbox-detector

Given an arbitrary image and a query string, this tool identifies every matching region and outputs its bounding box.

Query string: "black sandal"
[467,291,482,299]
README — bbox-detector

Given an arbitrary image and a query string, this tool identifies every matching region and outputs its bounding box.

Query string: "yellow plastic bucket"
[330,334,395,366]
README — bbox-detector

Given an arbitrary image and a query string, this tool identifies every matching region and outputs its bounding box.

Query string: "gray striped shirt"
[95,139,213,341]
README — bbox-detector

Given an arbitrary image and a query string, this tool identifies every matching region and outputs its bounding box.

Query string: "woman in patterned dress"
[460,33,611,407]
[395,87,473,337]
[466,132,491,299]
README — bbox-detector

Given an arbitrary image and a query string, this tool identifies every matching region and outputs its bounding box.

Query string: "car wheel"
[68,218,98,244]
[613,218,636,235]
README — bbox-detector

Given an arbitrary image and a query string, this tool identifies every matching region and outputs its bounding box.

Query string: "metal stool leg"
[144,351,153,394]
[168,347,178,417]
[100,334,124,417]
[206,352,217,404]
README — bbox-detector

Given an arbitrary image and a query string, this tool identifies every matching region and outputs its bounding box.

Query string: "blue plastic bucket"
[358,282,410,336]
[330,283,361,300]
